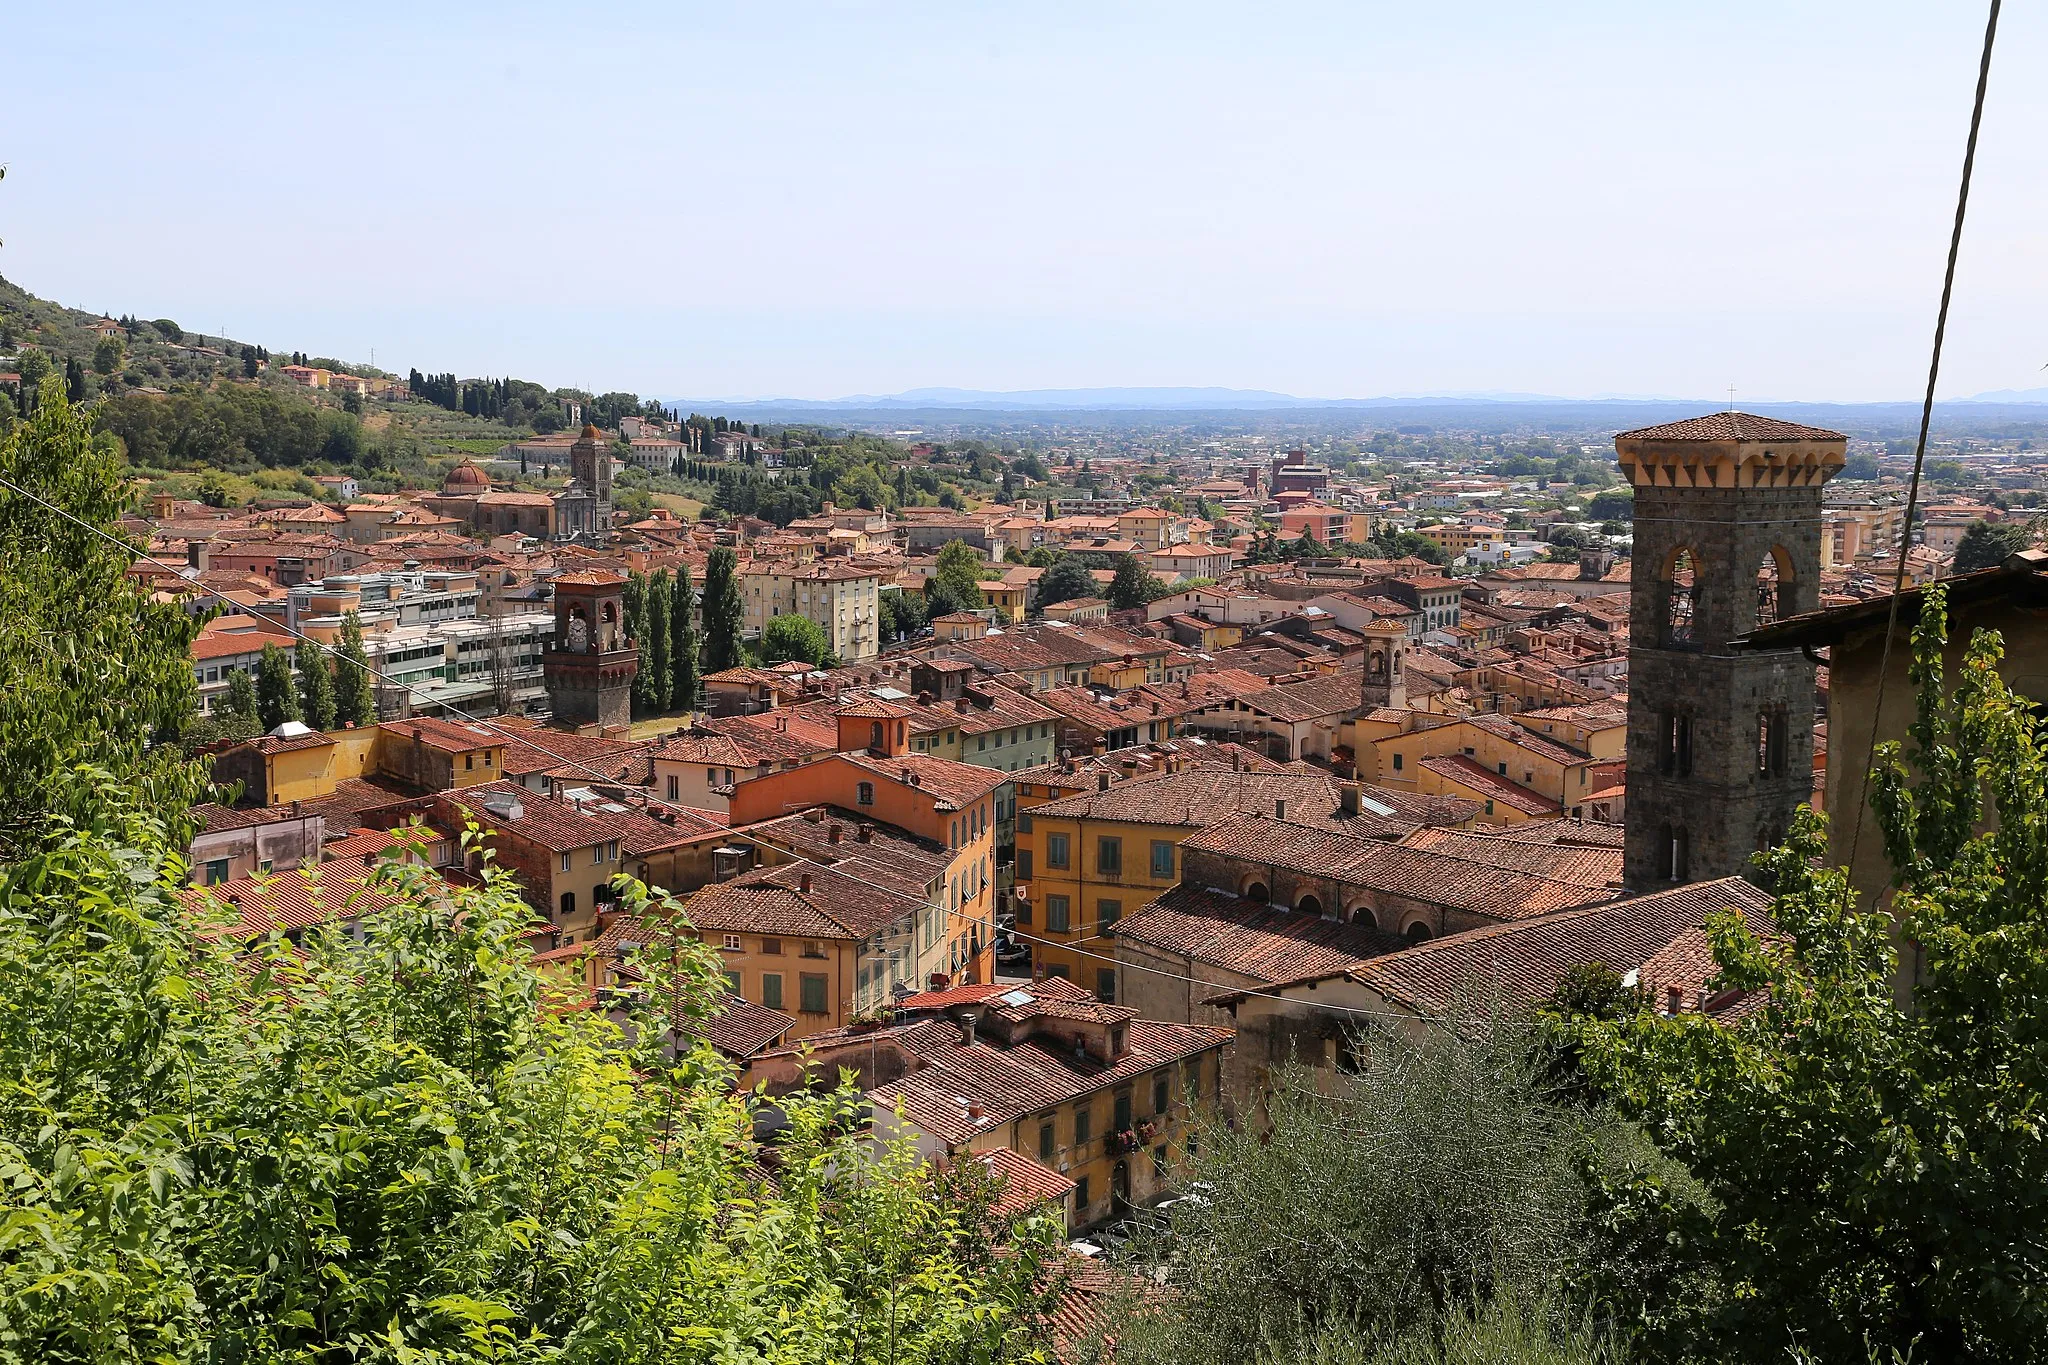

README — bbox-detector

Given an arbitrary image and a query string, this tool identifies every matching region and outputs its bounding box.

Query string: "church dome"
[441,461,490,492]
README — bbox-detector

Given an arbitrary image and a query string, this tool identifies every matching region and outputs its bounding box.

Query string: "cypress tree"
[222,667,259,721]
[255,643,301,731]
[701,546,745,673]
[671,564,700,713]
[645,570,673,714]
[295,639,336,731]
[624,573,653,717]
[334,611,378,726]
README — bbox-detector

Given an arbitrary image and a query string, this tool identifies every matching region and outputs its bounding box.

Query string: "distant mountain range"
[664,384,2048,414]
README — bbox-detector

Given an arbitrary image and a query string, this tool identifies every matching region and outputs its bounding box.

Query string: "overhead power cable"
[1842,0,2003,884]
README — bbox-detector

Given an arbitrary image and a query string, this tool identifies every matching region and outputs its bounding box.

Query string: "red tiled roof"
[1114,883,1401,982]
[865,1016,1232,1144]
[1615,412,1846,443]
[377,715,501,754]
[1344,877,1775,1017]
[1236,670,1369,723]
[1394,826,1621,887]
[1418,755,1561,816]
[968,1147,1076,1220]
[185,863,407,938]
[441,780,723,855]
[835,750,1006,811]
[1182,813,1612,921]
[685,991,797,1058]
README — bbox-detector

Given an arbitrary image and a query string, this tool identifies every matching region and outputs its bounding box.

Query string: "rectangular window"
[1097,898,1121,930]
[1039,1122,1055,1162]
[667,775,680,801]
[801,939,827,959]
[761,972,783,1010]
[1074,1175,1089,1211]
[1017,812,1033,833]
[760,937,782,956]
[1047,895,1071,933]
[1113,1091,1132,1133]
[724,970,742,995]
[1154,1074,1170,1115]
[1150,840,1174,879]
[1015,894,1032,926]
[1074,1106,1093,1147]
[1045,962,1070,979]
[1017,849,1033,880]
[799,973,829,1014]
[205,858,231,886]
[1096,967,1117,1002]
[1046,833,1070,869]
[559,850,573,873]
[721,933,742,952]
[592,845,606,867]
[1097,836,1122,876]
[465,753,474,770]
[1392,751,1404,771]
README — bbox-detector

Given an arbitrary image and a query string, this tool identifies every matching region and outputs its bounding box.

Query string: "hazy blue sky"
[7,2,2044,401]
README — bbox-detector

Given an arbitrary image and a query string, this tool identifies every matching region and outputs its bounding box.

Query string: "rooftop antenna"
[1726,383,1737,412]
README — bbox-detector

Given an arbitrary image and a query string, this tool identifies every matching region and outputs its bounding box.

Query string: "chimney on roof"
[828,822,842,844]
[804,807,824,823]
[1275,798,1288,820]
[858,823,873,843]
[958,1015,977,1047]
[1340,784,1360,817]
[799,871,813,894]
[1098,772,1112,792]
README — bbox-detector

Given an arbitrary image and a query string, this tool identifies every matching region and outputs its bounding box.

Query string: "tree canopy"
[1951,518,2035,574]
[760,613,834,667]
[1578,584,2048,1359]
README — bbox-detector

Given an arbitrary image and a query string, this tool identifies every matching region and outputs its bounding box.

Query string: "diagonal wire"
[1841,0,2002,889]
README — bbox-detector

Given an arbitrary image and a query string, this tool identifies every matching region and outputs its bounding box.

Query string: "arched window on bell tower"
[1663,548,1699,649]
[1754,547,1791,629]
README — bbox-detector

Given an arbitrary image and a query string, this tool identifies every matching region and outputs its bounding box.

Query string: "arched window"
[1753,547,1792,629]
[1664,548,1698,648]
[1660,712,1694,778]
[1404,920,1432,943]
[1295,894,1324,918]
[869,721,884,749]
[1243,880,1269,903]
[1757,709,1788,777]
[1350,905,1379,931]
[1662,825,1690,883]
[559,891,576,919]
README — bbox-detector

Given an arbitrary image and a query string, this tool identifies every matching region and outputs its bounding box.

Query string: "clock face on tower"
[567,615,590,653]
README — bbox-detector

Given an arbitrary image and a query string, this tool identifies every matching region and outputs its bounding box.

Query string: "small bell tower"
[543,570,637,730]
[1358,619,1409,712]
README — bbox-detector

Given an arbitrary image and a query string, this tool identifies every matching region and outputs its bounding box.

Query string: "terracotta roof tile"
[1418,755,1562,815]
[1114,883,1402,981]
[1615,412,1846,443]
[1183,813,1613,921]
[1345,876,1775,1016]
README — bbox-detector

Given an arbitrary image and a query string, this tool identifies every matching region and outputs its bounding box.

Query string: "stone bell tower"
[543,570,637,731]
[1617,412,1845,889]
[1358,618,1409,711]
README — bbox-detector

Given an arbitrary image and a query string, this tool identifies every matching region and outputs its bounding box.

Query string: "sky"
[6,2,2046,403]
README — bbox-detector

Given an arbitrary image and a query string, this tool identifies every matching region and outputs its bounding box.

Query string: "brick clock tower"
[1617,412,1845,889]
[543,570,637,731]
